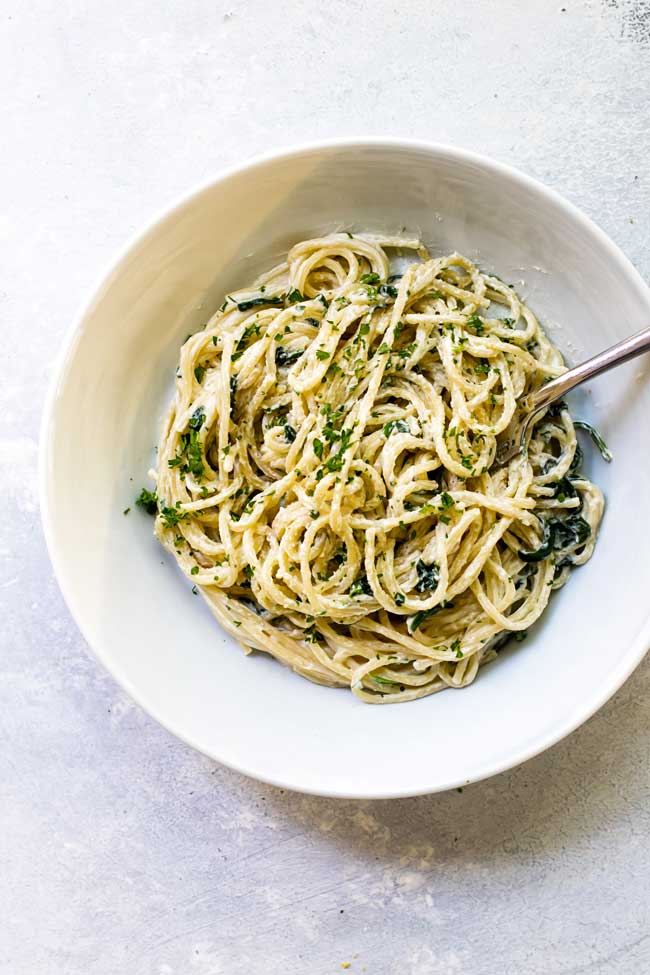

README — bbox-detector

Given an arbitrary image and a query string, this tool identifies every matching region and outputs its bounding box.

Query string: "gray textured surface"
[3,2,650,972]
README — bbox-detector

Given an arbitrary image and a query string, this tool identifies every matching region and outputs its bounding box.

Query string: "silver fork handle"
[530,326,650,413]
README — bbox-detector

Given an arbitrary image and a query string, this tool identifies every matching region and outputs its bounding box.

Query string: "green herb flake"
[304,624,323,643]
[372,674,398,687]
[186,431,205,479]
[378,284,398,299]
[189,406,206,431]
[383,418,410,437]
[159,504,188,529]
[349,576,372,597]
[236,294,283,312]
[466,314,484,335]
[136,488,158,515]
[275,346,304,367]
[398,342,417,360]
[415,560,440,593]
[408,600,454,632]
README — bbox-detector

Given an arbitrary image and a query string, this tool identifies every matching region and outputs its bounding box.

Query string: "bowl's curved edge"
[39,136,650,799]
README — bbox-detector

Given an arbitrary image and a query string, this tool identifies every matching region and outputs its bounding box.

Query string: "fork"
[495,326,650,466]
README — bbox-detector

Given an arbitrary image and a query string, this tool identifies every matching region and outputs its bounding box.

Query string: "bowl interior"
[42,142,650,797]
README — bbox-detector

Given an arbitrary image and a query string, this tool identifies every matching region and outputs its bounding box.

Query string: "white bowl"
[40,139,650,798]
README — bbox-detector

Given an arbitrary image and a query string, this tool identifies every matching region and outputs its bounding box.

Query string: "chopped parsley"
[415,560,440,593]
[383,418,410,437]
[378,284,398,299]
[233,321,262,359]
[284,424,297,444]
[397,342,416,360]
[189,406,205,430]
[466,314,484,335]
[159,503,188,529]
[349,575,372,597]
[275,346,304,367]
[186,430,205,478]
[322,453,344,473]
[136,488,158,515]
[304,624,323,643]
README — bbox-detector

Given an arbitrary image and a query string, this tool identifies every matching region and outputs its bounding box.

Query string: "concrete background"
[2,1,650,972]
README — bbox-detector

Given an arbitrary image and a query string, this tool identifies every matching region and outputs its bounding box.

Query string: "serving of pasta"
[141,234,605,703]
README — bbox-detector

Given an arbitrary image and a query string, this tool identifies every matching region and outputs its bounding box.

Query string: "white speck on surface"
[2,1,650,974]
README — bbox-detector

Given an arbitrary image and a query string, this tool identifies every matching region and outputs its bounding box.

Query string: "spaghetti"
[148,234,604,703]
